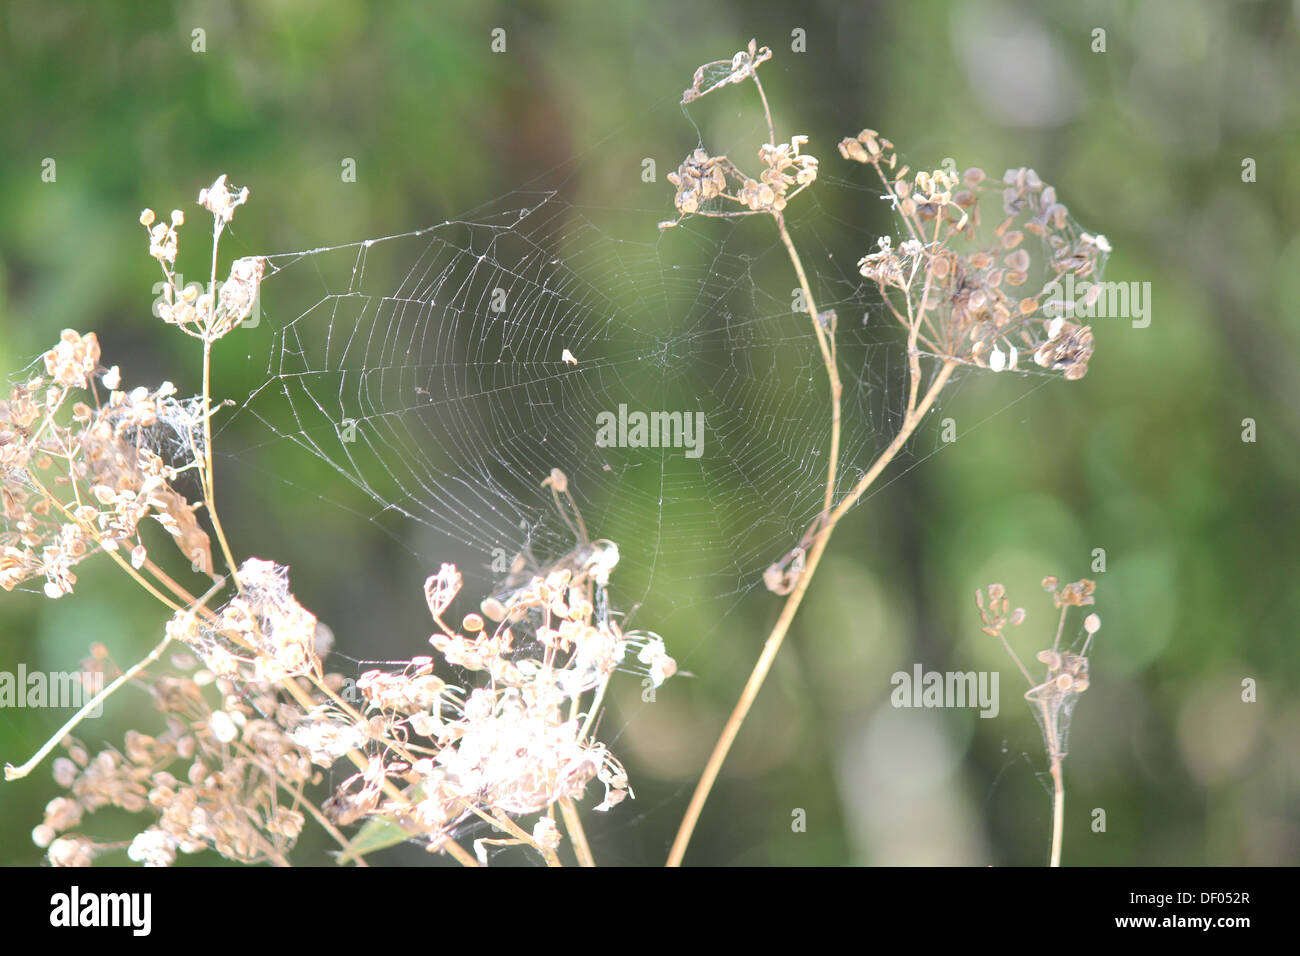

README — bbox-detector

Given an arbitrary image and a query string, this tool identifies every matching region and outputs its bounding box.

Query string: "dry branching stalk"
[664,41,1108,866]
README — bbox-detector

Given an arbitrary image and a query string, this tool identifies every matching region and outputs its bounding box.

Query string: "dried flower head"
[142,174,263,343]
[842,131,1106,380]
[43,330,100,390]
[661,40,817,229]
[36,656,317,868]
[980,577,1101,741]
[198,174,249,225]
[168,558,322,683]
[975,575,1101,865]
[1,344,214,597]
[211,255,265,337]
[663,136,817,224]
[325,478,675,863]
[681,38,773,105]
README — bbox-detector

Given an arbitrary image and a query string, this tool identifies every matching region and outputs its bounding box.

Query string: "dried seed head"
[43,330,100,390]
[210,710,238,744]
[532,816,562,851]
[424,563,462,620]
[543,467,568,494]
[197,174,249,225]
[1058,578,1097,607]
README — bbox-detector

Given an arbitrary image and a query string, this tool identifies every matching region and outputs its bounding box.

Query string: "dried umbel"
[142,175,264,342]
[34,655,317,867]
[1,180,258,600]
[681,38,773,104]
[327,492,677,862]
[167,558,322,683]
[212,255,265,338]
[197,173,249,224]
[34,541,674,867]
[659,40,1115,866]
[977,577,1101,866]
[0,349,214,598]
[664,137,818,221]
[977,577,1100,757]
[43,329,100,389]
[661,39,818,227]
[842,130,1106,380]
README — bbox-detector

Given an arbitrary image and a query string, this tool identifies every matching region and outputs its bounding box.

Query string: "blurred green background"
[2,0,1298,866]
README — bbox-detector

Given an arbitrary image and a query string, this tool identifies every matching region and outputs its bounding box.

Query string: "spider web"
[220,144,1035,630]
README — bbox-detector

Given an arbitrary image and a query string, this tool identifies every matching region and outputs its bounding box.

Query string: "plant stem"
[1039,694,1066,867]
[202,339,240,587]
[440,836,480,867]
[998,632,1035,687]
[667,358,957,866]
[5,633,172,781]
[1049,757,1064,868]
[559,796,595,867]
[774,212,839,517]
[279,779,364,865]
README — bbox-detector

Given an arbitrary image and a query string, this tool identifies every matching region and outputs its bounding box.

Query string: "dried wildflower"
[754,137,819,206]
[667,149,729,217]
[857,235,908,289]
[975,581,1024,638]
[48,835,100,867]
[0,347,214,597]
[424,563,462,620]
[976,577,1101,866]
[127,828,178,867]
[843,131,1107,380]
[44,330,100,390]
[330,475,675,865]
[1052,577,1096,608]
[21,456,655,867]
[662,40,817,230]
[636,634,678,687]
[532,815,561,851]
[145,215,180,264]
[664,137,817,223]
[681,38,772,104]
[142,174,259,343]
[197,174,249,225]
[36,646,321,866]
[291,712,367,767]
[171,558,321,683]
[211,255,265,337]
